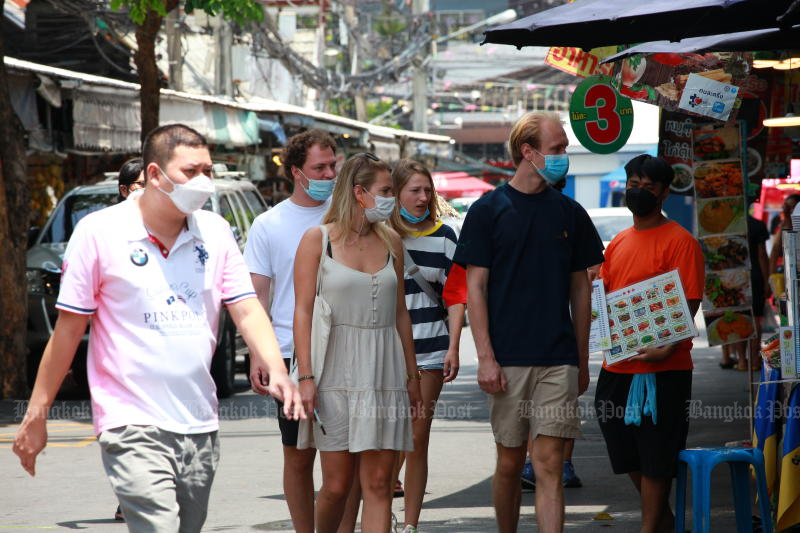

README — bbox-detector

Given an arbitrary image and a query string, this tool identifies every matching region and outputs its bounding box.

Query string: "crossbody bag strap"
[317,225,329,296]
[403,246,445,311]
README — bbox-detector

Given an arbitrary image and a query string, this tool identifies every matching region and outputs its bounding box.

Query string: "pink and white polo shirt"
[56,199,255,435]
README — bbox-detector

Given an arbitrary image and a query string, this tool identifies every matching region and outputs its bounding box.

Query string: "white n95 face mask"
[158,167,215,214]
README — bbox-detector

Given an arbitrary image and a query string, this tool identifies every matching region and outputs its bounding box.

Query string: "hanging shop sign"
[677,73,739,121]
[545,46,618,79]
[569,75,634,154]
[614,52,749,123]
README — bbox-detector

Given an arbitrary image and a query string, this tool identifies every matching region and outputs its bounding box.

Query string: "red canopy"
[432,172,495,200]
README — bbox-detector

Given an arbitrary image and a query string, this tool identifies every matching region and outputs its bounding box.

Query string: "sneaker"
[521,460,536,491]
[402,526,418,533]
[562,460,582,488]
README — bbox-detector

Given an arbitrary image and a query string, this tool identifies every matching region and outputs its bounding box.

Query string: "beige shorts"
[488,365,581,448]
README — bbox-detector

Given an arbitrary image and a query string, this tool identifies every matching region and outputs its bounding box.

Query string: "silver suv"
[26,174,267,397]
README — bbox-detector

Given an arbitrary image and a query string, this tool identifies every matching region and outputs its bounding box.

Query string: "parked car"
[586,207,634,249]
[26,173,267,397]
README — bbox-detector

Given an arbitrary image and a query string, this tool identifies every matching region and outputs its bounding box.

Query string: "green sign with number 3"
[570,75,634,154]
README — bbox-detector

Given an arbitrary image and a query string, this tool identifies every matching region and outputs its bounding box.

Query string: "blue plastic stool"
[675,447,774,533]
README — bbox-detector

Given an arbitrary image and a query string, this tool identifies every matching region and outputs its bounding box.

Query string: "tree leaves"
[111,0,263,26]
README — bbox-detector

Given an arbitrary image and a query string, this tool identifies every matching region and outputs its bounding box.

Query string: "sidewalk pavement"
[3,325,757,532]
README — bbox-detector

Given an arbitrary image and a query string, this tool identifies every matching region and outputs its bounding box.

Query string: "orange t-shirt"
[600,221,704,374]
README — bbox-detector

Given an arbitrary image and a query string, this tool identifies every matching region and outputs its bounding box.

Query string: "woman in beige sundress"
[293,152,422,533]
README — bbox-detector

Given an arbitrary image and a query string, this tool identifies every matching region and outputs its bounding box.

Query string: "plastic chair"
[675,447,773,533]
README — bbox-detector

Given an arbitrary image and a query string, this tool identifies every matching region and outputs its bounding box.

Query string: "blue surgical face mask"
[400,206,430,224]
[298,169,335,201]
[529,150,569,184]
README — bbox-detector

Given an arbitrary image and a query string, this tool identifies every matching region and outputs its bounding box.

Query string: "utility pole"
[412,0,429,133]
[344,3,368,122]
[165,9,182,91]
[215,15,233,97]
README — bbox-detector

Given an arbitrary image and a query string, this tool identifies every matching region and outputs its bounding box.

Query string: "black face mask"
[625,187,659,217]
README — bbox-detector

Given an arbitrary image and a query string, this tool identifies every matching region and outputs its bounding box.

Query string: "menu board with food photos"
[692,122,757,346]
[603,270,698,366]
[589,279,612,353]
[783,232,800,379]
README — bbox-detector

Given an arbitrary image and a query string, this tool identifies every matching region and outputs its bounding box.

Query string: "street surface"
[3,322,754,531]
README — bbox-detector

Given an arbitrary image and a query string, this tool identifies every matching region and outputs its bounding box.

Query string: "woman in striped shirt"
[389,159,467,533]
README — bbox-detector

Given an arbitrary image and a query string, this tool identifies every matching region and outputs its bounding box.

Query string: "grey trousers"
[98,425,220,533]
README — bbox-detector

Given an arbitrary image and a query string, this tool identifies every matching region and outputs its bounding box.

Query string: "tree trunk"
[133,1,178,143]
[0,0,33,399]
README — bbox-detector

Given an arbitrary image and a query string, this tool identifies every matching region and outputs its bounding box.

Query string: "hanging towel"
[624,373,657,426]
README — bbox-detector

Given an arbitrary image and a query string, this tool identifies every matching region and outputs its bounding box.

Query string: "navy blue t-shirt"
[453,184,604,366]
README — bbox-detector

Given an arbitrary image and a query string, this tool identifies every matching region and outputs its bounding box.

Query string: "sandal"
[393,480,404,498]
[114,505,124,521]
[719,361,736,369]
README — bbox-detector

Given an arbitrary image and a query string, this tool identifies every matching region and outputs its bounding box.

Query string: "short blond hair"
[508,112,562,166]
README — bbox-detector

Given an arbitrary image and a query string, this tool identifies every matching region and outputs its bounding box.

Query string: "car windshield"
[591,215,633,243]
[448,197,478,216]
[39,191,117,244]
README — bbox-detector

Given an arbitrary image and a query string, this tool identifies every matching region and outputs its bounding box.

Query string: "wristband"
[298,375,314,382]
[407,370,421,381]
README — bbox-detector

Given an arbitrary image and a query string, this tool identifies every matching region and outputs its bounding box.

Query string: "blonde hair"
[388,159,439,238]
[508,111,562,166]
[323,153,397,256]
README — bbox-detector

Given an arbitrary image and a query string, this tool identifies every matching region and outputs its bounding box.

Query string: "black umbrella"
[599,25,800,63]
[483,0,798,50]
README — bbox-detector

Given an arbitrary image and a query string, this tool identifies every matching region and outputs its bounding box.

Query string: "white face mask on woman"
[157,167,215,214]
[363,190,396,223]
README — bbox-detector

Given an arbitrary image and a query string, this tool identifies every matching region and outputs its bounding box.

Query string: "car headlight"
[27,269,59,296]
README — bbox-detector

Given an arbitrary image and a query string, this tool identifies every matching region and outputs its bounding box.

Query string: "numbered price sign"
[570,75,634,154]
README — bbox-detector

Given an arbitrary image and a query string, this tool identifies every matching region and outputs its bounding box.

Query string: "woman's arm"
[293,226,323,415]
[443,303,465,383]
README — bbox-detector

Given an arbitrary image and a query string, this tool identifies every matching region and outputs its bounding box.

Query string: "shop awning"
[72,87,141,153]
[600,25,800,63]
[205,107,260,147]
[258,118,287,145]
[432,172,495,199]
[159,97,206,135]
[483,0,797,50]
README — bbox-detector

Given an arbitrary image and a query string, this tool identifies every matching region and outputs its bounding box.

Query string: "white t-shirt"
[244,198,329,359]
[56,199,256,435]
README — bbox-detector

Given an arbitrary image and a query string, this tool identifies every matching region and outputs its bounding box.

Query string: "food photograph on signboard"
[704,308,756,346]
[693,160,744,198]
[692,126,742,161]
[699,235,750,271]
[696,197,746,236]
[703,269,752,310]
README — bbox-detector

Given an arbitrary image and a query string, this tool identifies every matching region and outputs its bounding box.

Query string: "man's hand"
[629,344,675,363]
[269,373,306,421]
[13,416,48,476]
[249,357,272,396]
[443,349,460,383]
[578,363,590,396]
[407,378,423,420]
[477,357,507,394]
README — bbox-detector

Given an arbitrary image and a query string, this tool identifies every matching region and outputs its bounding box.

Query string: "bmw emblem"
[130,248,149,266]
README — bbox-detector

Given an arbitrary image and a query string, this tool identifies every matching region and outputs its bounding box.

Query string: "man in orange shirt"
[596,154,704,533]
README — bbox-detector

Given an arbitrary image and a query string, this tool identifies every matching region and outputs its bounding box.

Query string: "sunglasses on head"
[358,152,380,162]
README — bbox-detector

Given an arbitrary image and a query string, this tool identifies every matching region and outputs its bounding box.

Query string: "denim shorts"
[418,363,445,371]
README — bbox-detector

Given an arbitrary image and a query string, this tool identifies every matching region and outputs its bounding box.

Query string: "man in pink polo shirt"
[13,124,304,532]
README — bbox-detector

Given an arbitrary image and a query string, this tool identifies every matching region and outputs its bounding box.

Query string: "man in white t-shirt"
[244,129,337,533]
[13,124,303,532]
